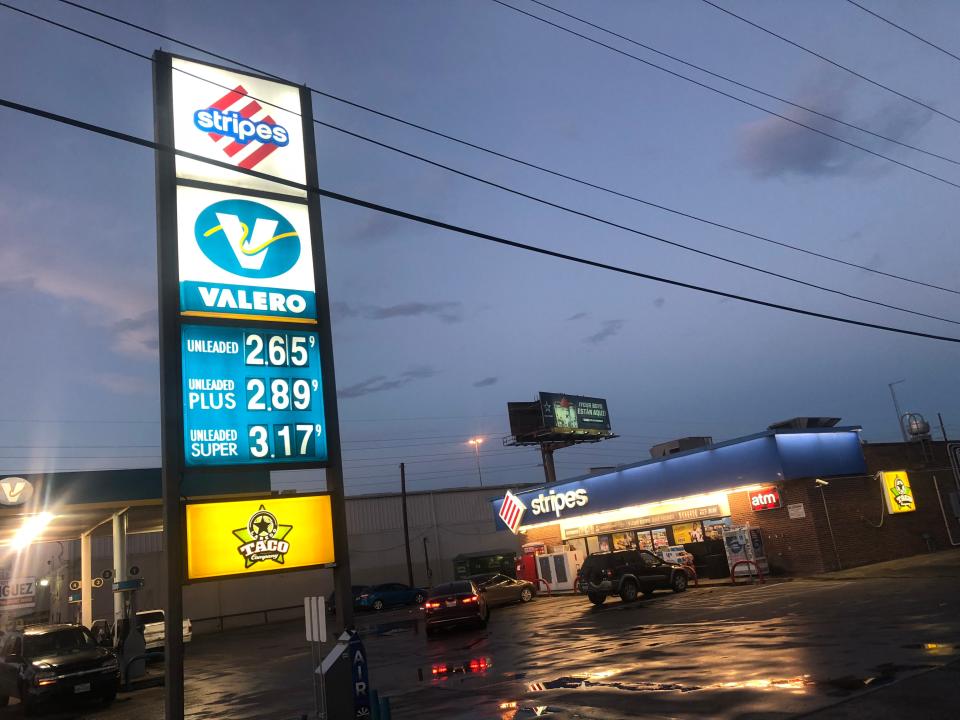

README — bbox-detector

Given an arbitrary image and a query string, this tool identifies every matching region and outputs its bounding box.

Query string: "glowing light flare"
[468,438,484,446]
[10,512,53,551]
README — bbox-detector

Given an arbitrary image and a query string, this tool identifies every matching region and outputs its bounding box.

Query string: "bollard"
[417,667,423,682]
[370,689,380,720]
[380,697,392,720]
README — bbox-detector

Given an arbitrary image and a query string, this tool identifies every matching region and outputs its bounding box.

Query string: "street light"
[815,479,842,571]
[468,438,484,487]
[10,512,53,551]
[888,379,907,441]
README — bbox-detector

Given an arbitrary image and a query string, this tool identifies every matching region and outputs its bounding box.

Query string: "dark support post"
[422,537,432,586]
[940,412,949,442]
[541,444,557,485]
[300,86,354,632]
[400,463,413,587]
[153,51,185,720]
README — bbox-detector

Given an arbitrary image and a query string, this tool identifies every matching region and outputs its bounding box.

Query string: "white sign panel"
[171,57,306,196]
[787,503,806,520]
[304,595,326,642]
[176,185,317,323]
[0,576,36,610]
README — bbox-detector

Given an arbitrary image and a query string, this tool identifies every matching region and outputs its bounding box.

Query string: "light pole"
[815,479,842,571]
[888,379,907,441]
[468,438,484,487]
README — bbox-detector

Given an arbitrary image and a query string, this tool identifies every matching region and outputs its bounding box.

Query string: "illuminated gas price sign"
[181,324,328,467]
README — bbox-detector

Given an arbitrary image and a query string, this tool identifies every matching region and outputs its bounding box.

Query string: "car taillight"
[432,663,449,675]
[469,657,492,672]
[425,601,441,610]
[461,595,479,604]
[605,569,614,578]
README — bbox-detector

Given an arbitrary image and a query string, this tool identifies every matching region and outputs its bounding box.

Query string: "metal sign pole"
[153,50,186,720]
[299,86,354,633]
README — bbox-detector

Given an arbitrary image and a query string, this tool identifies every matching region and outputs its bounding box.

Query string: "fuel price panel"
[181,324,328,467]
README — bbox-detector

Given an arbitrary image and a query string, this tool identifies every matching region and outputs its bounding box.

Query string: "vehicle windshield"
[468,573,496,586]
[24,629,96,659]
[137,611,164,625]
[429,582,472,597]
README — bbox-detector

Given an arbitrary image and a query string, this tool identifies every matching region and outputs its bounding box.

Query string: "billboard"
[0,577,36,611]
[185,495,335,581]
[539,393,611,433]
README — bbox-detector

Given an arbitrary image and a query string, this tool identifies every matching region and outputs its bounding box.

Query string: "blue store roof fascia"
[491,427,865,530]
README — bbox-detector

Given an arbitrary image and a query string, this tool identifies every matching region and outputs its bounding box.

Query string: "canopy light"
[11,512,54,551]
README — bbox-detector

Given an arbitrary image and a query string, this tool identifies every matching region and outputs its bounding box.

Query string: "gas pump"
[112,578,146,684]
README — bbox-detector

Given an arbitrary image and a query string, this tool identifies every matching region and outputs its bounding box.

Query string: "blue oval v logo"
[195,199,300,278]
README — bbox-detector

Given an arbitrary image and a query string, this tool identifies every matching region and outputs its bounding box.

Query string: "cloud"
[473,376,498,387]
[584,319,624,344]
[332,301,463,324]
[110,309,159,357]
[737,77,931,178]
[338,366,438,399]
[566,312,588,321]
[93,372,155,396]
[653,297,666,309]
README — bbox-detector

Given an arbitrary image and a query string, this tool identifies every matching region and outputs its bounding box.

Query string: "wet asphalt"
[3,550,958,719]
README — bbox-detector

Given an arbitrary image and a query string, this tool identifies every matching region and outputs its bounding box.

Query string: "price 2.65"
[244,332,315,367]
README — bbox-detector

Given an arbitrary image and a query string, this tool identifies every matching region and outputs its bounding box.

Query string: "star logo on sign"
[233,505,293,568]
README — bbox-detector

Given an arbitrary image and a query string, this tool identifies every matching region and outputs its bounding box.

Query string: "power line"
[8,4,960,314]
[526,0,960,169]
[31,0,960,296]
[843,0,960,65]
[3,95,960,345]
[698,0,960,126]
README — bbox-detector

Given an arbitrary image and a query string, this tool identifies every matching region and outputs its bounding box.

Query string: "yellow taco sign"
[880,470,916,514]
[185,494,335,581]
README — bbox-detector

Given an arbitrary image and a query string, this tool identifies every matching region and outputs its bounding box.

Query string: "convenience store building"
[492,424,960,577]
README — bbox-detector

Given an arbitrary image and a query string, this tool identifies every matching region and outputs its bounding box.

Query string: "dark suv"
[577,549,689,605]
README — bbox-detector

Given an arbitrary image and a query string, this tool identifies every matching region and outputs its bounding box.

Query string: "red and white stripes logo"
[199,85,286,171]
[499,490,527,534]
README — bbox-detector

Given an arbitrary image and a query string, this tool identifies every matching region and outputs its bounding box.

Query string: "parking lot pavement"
[2,550,958,719]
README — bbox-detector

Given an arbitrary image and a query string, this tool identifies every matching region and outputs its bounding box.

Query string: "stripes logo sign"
[194,85,289,171]
[499,490,527,534]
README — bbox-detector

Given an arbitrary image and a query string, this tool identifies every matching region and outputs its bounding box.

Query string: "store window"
[567,537,587,560]
[703,517,732,540]
[598,534,612,552]
[651,528,669,549]
[673,521,705,544]
[612,531,636,550]
[636,530,654,551]
[586,536,601,555]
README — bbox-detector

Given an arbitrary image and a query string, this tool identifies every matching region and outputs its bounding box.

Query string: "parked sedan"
[326,585,369,614]
[424,581,489,636]
[0,624,119,715]
[469,573,536,607]
[356,583,427,612]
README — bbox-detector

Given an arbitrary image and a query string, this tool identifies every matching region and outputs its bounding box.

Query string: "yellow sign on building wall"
[185,494,335,581]
[880,470,916,514]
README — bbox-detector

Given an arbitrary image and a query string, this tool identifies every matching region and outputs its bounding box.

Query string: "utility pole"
[400,463,414,588]
[888,380,907,441]
[468,438,484,487]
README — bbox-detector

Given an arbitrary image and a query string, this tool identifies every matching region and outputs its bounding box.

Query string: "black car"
[577,549,689,606]
[424,581,489,636]
[0,624,120,714]
[469,573,536,607]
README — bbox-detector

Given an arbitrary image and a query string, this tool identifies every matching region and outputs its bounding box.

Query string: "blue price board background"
[181,324,328,468]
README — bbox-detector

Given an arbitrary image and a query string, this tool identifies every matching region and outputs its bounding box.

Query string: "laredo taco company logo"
[195,199,300,279]
[233,505,293,568]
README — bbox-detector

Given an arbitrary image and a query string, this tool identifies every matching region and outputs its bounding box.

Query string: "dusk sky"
[2,0,959,497]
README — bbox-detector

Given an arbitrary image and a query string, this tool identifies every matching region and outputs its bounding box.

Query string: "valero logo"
[195,199,300,279]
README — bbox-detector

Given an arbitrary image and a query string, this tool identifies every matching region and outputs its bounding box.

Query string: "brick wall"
[730,484,828,575]
[522,524,564,549]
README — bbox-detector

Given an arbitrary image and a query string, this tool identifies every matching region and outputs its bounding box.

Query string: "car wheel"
[520,587,533,603]
[413,592,425,605]
[478,608,490,629]
[619,579,638,603]
[102,689,117,706]
[672,572,688,593]
[20,686,37,717]
[587,592,606,606]
[372,599,384,611]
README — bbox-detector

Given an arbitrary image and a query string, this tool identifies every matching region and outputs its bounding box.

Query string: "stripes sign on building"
[499,490,527,534]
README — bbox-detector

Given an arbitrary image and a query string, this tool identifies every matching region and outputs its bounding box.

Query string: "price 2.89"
[244,332,315,367]
[246,377,317,411]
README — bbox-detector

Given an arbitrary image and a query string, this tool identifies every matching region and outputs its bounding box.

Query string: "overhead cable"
[2,95,960,345]
[843,0,960,65]
[7,0,956,296]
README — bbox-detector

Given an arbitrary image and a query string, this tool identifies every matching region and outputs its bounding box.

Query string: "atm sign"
[748,487,782,511]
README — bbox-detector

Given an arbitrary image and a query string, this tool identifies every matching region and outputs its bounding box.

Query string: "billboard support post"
[153,51,186,720]
[400,463,413,587]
